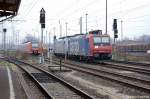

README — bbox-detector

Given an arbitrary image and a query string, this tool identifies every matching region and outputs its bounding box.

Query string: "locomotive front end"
[93,35,112,59]
[89,30,112,59]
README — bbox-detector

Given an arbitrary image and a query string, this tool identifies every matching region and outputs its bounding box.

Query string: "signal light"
[113,19,118,38]
[113,19,117,30]
[40,8,45,28]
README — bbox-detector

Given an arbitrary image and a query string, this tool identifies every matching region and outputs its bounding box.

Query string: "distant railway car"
[20,41,48,55]
[54,37,66,55]
[117,43,150,53]
[54,30,112,60]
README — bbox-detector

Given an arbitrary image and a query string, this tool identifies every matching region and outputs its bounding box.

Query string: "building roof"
[0,0,21,21]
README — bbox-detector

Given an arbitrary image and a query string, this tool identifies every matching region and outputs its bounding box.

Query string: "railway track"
[99,61,150,75]
[45,58,150,94]
[6,58,94,99]
[108,60,150,67]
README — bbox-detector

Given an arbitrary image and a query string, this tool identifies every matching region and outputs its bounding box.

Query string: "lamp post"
[80,17,82,34]
[65,22,68,61]
[105,0,108,34]
[65,22,68,37]
[3,28,7,56]
[59,20,62,37]
[85,13,88,33]
[121,20,123,41]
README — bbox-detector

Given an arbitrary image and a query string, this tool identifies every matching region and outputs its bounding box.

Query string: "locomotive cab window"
[32,43,38,48]
[93,37,101,44]
[93,37,110,43]
[101,37,110,43]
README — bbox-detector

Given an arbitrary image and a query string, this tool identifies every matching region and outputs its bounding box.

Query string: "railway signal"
[113,19,118,43]
[39,8,46,63]
[113,19,118,38]
[40,8,45,28]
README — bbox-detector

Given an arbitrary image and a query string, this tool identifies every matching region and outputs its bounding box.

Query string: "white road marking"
[7,66,15,99]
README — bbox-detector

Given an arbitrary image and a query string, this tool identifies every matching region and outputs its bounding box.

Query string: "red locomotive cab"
[25,42,32,54]
[32,43,39,54]
[88,30,112,59]
[93,36,112,52]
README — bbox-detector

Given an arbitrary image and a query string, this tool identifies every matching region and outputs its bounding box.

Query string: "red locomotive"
[20,41,47,55]
[54,30,112,60]
[88,30,112,59]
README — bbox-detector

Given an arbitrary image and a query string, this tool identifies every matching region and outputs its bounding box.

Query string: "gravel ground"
[66,60,150,81]
[21,71,48,99]
[9,62,48,99]
[21,56,150,99]
[20,62,86,99]
[51,64,150,99]
[72,71,150,96]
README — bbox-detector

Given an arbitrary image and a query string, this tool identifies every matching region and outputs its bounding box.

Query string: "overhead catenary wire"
[23,0,41,19]
[54,0,150,31]
[18,0,37,17]
[110,2,150,17]
[125,12,150,21]
[60,0,100,19]
[4,0,150,40]
[18,0,150,25]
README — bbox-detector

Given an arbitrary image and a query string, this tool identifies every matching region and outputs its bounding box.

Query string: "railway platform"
[0,60,27,99]
[0,65,9,99]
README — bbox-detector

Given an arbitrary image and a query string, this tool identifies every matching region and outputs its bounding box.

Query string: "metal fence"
[112,44,150,62]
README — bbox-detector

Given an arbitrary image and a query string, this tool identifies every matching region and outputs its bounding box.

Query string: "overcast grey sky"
[1,0,150,43]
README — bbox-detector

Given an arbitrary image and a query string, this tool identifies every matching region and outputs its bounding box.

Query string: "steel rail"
[110,60,150,66]
[46,58,150,94]
[7,58,94,99]
[100,61,150,75]
[6,59,54,99]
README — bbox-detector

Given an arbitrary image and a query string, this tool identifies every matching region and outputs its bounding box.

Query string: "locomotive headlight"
[94,46,98,48]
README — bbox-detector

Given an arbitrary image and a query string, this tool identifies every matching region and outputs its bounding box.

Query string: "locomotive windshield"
[93,36,110,44]
[101,37,110,43]
[32,43,38,48]
[93,37,101,43]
